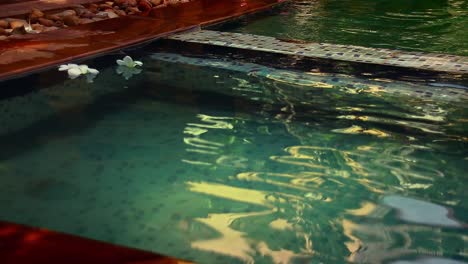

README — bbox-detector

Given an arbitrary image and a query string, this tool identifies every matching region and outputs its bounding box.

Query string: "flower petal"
[79,65,89,74]
[87,68,99,75]
[134,61,143,67]
[67,68,82,79]
[116,59,125,66]
[123,56,133,66]
[58,65,69,71]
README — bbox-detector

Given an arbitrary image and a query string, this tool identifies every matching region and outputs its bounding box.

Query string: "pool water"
[0,49,467,263]
[225,0,468,56]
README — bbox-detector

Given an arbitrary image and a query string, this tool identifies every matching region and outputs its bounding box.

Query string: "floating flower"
[59,64,99,82]
[116,56,143,80]
[116,56,143,68]
[116,66,142,80]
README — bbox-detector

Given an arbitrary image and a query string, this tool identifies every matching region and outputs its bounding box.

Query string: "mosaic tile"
[168,30,468,74]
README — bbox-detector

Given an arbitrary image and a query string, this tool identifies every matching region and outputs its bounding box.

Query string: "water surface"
[0,52,467,263]
[226,0,468,55]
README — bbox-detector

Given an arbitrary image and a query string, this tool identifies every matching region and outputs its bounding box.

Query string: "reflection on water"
[180,110,467,263]
[228,0,468,55]
[0,53,467,263]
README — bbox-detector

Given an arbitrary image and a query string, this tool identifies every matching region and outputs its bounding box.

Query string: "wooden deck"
[0,221,190,264]
[0,0,286,81]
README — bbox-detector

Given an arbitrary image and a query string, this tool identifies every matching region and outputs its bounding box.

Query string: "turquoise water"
[227,0,468,56]
[0,52,467,263]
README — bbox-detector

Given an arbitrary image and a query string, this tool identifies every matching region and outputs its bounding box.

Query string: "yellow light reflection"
[183,137,223,150]
[186,181,275,207]
[257,241,302,264]
[269,218,294,231]
[236,172,329,197]
[342,152,368,177]
[187,114,234,130]
[332,125,390,138]
[341,219,444,263]
[192,211,273,264]
[264,72,334,88]
[181,159,212,166]
[346,202,377,216]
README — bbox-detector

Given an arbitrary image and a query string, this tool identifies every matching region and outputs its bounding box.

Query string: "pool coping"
[0,220,191,264]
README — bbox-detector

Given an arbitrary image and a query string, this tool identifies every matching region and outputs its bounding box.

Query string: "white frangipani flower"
[116,56,143,68]
[78,64,99,75]
[59,64,80,79]
[58,63,78,71]
[58,64,99,82]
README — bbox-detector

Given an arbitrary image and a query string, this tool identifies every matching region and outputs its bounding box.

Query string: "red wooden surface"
[0,0,283,81]
[0,221,191,264]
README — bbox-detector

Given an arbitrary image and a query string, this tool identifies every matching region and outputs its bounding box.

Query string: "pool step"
[167,30,468,75]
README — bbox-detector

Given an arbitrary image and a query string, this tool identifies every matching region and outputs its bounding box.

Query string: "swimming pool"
[225,0,468,56]
[0,40,467,263]
[0,0,468,262]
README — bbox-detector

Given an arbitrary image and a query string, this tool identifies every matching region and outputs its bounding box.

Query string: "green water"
[0,52,467,263]
[228,0,468,55]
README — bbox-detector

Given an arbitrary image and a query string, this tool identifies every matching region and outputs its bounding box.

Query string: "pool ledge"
[0,0,286,81]
[167,30,468,75]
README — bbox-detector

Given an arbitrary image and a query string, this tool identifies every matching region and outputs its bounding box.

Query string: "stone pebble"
[38,17,55,27]
[63,15,80,26]
[29,8,44,23]
[0,0,194,37]
[8,19,27,29]
[0,19,8,29]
